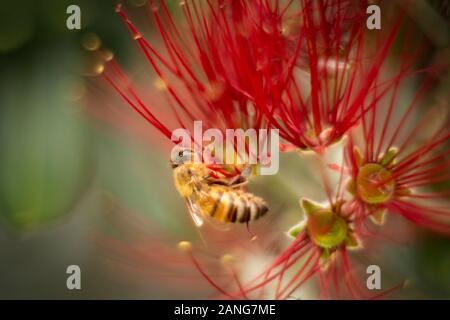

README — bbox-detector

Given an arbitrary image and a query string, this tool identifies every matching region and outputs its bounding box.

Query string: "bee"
[171,149,268,227]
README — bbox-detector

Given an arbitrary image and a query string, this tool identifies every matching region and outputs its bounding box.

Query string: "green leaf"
[299,198,322,216]
[287,221,306,239]
[380,148,398,166]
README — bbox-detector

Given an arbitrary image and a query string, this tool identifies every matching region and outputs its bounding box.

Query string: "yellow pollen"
[63,78,86,102]
[177,241,193,252]
[133,33,143,40]
[205,81,225,102]
[154,77,168,91]
[81,33,101,51]
[101,49,114,62]
[220,254,235,265]
[94,63,104,75]
[131,0,147,7]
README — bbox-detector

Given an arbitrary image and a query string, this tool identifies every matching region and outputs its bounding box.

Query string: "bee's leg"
[227,173,247,185]
[240,165,253,178]
[229,180,249,189]
[202,175,216,184]
[246,221,258,240]
[202,173,248,188]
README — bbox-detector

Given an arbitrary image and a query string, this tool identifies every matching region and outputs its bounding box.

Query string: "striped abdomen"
[197,187,268,223]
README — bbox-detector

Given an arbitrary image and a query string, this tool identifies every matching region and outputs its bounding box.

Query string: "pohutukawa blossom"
[342,69,450,235]
[273,198,363,299]
[180,196,404,299]
[262,0,404,152]
[258,198,402,300]
[90,0,450,301]
[101,0,307,178]
[105,2,293,137]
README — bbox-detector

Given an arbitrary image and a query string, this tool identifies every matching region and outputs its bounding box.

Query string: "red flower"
[180,196,405,299]
[261,0,403,152]
[342,66,450,235]
[104,0,297,139]
[102,0,405,155]
[239,198,365,300]
[93,0,450,300]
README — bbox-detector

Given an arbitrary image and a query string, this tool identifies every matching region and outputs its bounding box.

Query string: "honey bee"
[171,149,268,227]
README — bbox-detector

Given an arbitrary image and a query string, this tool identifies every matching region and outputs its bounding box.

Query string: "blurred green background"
[0,0,449,299]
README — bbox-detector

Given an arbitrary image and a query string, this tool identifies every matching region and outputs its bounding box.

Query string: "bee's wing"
[185,197,204,227]
[239,165,253,179]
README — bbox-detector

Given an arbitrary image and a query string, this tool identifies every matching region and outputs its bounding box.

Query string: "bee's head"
[170,147,196,168]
